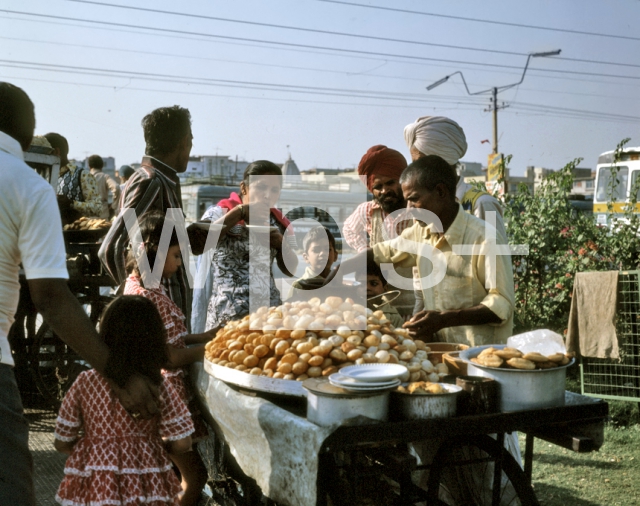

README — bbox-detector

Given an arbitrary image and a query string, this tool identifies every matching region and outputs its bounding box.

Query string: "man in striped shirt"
[99,106,195,323]
[342,145,415,317]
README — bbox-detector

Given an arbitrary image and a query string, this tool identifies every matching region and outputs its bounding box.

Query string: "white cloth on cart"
[192,365,334,506]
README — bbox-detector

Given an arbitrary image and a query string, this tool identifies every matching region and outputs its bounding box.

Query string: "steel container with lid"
[302,378,389,427]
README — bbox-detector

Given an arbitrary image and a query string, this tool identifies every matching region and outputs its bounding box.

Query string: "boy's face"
[356,274,387,298]
[303,240,337,275]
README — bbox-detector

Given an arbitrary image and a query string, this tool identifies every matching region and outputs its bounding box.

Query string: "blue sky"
[2,0,638,174]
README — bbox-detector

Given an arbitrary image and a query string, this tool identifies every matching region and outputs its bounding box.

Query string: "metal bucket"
[390,383,461,420]
[460,345,574,412]
[303,378,389,427]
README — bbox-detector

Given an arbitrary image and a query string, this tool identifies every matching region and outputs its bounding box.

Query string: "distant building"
[180,155,249,185]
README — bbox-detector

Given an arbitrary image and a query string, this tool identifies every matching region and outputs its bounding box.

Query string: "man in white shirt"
[88,154,120,219]
[0,82,158,505]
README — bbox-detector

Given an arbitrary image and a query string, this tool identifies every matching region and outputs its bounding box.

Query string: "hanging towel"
[566,271,619,359]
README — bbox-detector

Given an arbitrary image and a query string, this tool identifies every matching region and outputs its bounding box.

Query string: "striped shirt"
[98,156,191,323]
[342,201,414,252]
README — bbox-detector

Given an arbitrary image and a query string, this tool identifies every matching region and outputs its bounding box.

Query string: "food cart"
[193,356,608,506]
[9,145,116,409]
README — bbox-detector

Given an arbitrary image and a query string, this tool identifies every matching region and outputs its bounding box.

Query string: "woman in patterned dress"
[124,211,216,506]
[54,296,195,506]
[191,160,298,333]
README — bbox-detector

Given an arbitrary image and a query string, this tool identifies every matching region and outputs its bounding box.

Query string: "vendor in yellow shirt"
[331,154,514,347]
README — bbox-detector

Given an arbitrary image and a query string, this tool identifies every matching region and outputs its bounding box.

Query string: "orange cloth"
[357,145,407,191]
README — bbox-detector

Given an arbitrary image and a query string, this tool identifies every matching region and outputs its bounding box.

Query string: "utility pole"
[426,50,560,155]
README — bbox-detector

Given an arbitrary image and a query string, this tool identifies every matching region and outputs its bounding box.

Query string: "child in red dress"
[123,210,214,506]
[54,295,195,506]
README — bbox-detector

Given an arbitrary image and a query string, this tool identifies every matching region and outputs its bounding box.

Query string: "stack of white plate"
[329,364,407,392]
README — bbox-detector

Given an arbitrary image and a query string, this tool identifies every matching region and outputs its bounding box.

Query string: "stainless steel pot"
[390,383,461,420]
[460,345,574,412]
[302,378,389,427]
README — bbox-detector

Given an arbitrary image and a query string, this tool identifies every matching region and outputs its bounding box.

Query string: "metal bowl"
[459,345,575,412]
[390,383,462,420]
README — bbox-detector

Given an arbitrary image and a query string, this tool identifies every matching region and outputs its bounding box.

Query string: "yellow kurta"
[372,205,514,346]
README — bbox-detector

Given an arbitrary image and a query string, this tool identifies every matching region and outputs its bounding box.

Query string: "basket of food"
[63,217,111,242]
[204,296,452,397]
[459,345,575,412]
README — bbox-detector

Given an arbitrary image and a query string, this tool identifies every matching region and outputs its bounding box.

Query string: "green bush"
[501,139,640,334]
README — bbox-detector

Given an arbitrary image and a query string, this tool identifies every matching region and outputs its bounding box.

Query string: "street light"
[426,49,561,154]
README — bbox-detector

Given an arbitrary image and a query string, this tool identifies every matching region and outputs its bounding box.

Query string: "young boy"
[356,261,404,329]
[289,226,338,298]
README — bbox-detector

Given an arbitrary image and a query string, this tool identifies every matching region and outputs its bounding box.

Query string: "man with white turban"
[404,116,505,237]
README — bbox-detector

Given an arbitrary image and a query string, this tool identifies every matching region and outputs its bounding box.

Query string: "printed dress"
[200,206,287,331]
[125,275,208,440]
[54,370,194,506]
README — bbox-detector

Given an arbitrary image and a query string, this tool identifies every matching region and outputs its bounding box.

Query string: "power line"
[64,0,640,70]
[6,33,640,101]
[5,9,634,86]
[64,0,527,58]
[318,0,640,43]
[4,9,640,83]
[3,58,636,124]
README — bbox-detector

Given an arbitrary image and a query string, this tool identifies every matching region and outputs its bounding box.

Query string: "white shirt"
[0,132,68,366]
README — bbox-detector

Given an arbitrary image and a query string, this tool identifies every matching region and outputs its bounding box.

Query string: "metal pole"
[492,87,498,154]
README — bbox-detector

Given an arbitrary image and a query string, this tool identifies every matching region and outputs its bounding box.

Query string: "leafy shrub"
[501,139,640,334]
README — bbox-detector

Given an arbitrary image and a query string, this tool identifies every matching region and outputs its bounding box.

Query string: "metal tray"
[204,358,307,398]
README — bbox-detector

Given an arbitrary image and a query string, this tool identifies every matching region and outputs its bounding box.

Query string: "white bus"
[593,146,640,226]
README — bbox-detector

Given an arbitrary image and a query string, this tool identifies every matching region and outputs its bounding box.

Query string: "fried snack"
[493,347,523,360]
[404,381,444,395]
[478,347,498,357]
[63,217,111,231]
[203,296,439,382]
[506,357,536,370]
[546,353,565,363]
[522,352,549,363]
[477,353,504,368]
[560,355,571,366]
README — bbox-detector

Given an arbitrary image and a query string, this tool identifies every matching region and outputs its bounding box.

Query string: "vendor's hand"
[112,373,160,420]
[403,310,445,341]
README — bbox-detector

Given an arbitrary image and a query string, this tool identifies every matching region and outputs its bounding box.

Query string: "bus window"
[631,171,640,201]
[595,166,628,202]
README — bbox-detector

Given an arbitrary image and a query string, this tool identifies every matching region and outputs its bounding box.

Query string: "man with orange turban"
[343,145,416,317]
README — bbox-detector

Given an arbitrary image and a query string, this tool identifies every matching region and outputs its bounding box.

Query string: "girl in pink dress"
[54,295,195,506]
[123,210,214,506]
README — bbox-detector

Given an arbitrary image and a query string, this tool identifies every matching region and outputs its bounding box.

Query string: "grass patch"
[523,425,640,505]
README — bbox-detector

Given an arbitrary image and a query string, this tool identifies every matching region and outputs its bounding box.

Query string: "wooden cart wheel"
[426,434,539,506]
[29,295,112,411]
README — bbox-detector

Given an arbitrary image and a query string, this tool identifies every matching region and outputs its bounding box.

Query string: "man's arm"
[342,203,370,253]
[28,278,160,418]
[106,175,121,212]
[98,175,158,284]
[404,305,501,340]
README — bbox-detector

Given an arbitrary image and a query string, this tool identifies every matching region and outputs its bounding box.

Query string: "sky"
[2,0,639,175]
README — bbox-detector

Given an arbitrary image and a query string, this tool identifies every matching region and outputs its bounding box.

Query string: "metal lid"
[302,378,388,398]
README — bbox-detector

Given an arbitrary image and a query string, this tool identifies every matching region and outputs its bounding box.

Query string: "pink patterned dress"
[124,275,208,440]
[54,370,194,506]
